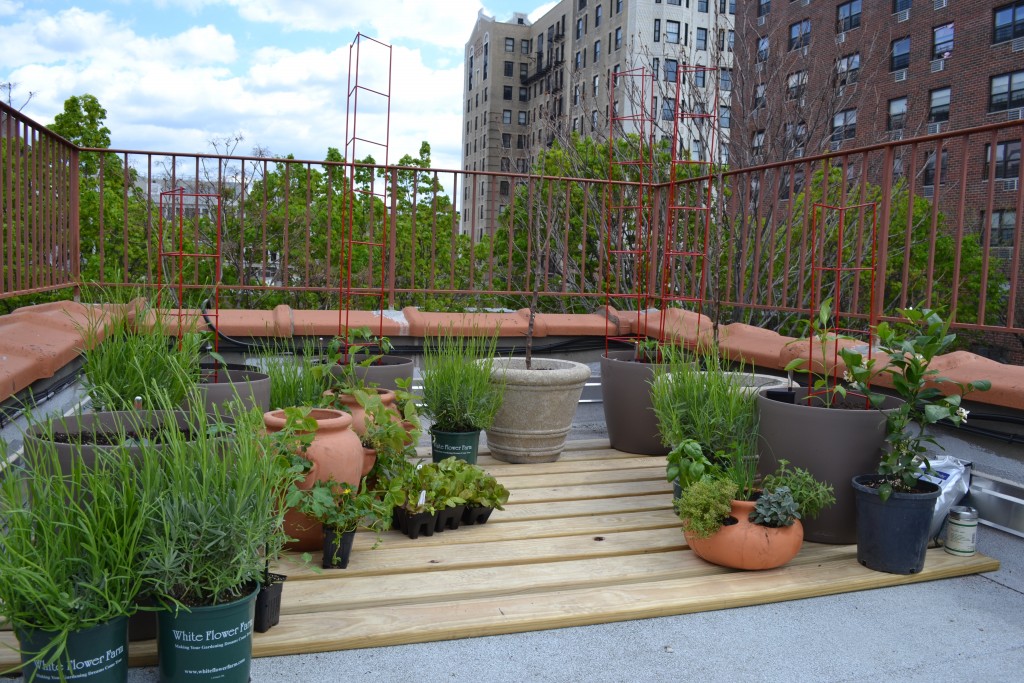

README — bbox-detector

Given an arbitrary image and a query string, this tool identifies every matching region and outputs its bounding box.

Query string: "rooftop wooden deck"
[0,440,1001,668]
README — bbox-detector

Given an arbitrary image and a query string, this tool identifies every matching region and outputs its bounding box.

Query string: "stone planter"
[485,358,591,463]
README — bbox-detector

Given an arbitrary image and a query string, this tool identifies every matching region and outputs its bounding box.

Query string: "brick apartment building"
[730,0,1022,252]
[461,0,737,238]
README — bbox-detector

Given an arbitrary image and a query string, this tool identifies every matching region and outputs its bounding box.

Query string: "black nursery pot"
[254,573,287,633]
[393,507,438,539]
[322,529,356,569]
[852,474,941,575]
[435,504,467,532]
[461,505,494,526]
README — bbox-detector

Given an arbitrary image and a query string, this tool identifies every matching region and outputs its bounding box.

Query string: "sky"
[0,0,557,172]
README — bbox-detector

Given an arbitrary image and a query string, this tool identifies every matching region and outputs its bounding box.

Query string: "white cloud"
[0,0,20,17]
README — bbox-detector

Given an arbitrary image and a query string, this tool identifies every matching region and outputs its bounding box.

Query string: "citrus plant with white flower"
[838,307,990,501]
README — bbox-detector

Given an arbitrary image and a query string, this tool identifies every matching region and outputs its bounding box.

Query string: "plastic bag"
[919,455,971,541]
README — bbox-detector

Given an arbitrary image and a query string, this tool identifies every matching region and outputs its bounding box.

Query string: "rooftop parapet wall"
[1,302,1021,412]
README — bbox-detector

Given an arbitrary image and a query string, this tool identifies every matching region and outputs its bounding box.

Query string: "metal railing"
[1,101,1022,351]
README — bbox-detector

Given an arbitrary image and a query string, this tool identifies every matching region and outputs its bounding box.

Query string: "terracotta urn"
[322,388,397,437]
[263,408,365,551]
[684,499,804,570]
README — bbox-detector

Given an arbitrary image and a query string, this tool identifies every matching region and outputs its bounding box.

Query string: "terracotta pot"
[684,499,804,570]
[361,447,377,478]
[322,388,397,437]
[263,408,364,551]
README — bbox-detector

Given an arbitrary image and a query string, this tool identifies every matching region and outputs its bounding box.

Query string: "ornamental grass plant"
[0,428,149,673]
[256,338,332,409]
[421,327,505,433]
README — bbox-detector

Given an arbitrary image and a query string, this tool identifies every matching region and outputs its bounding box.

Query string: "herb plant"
[675,478,737,539]
[750,487,801,528]
[760,459,836,520]
[421,326,505,433]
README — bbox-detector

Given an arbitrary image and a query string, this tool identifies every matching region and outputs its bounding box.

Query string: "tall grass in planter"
[0,437,148,681]
[80,303,204,410]
[421,327,505,464]
[137,406,292,683]
[255,338,331,410]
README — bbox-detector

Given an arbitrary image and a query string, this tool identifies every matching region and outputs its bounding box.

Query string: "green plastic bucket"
[430,428,481,464]
[18,616,129,682]
[157,587,258,683]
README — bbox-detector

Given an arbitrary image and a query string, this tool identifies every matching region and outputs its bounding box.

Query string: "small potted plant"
[389,461,471,539]
[139,406,292,683]
[421,327,505,464]
[0,440,147,682]
[840,307,989,574]
[298,477,393,569]
[676,460,834,571]
[326,327,413,391]
[461,467,511,526]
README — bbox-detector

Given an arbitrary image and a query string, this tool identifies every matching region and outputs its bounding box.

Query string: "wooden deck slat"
[0,442,1001,671]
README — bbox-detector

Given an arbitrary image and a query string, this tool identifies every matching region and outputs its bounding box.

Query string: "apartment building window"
[836,1,861,33]
[785,121,807,154]
[888,97,907,130]
[518,111,528,124]
[991,70,1024,112]
[933,23,954,59]
[662,99,676,121]
[695,27,707,50]
[593,74,600,97]
[505,38,514,52]
[517,134,525,149]
[836,53,860,86]
[832,108,857,142]
[517,159,527,172]
[695,69,706,87]
[894,0,911,12]
[720,69,732,91]
[522,39,530,54]
[984,141,1021,179]
[725,0,736,13]
[728,30,735,51]
[698,0,708,11]
[890,37,910,71]
[757,36,770,62]
[994,2,1024,43]
[504,61,513,77]
[576,18,583,39]
[503,86,513,100]
[594,40,601,61]
[592,110,599,130]
[754,83,766,109]
[503,109,512,124]
[923,150,949,187]
[665,59,678,83]
[483,87,488,101]
[502,133,511,148]
[654,19,661,42]
[573,85,580,105]
[752,130,765,156]
[669,0,682,4]
[616,0,622,13]
[721,106,731,128]
[787,71,806,100]
[668,21,681,44]
[613,64,620,86]
[718,29,726,51]
[985,210,1018,247]
[615,27,622,49]
[758,0,771,17]
[466,99,471,113]
[779,168,805,200]
[929,88,951,122]
[521,63,528,77]
[596,5,603,26]
[789,20,810,51]
[575,51,582,70]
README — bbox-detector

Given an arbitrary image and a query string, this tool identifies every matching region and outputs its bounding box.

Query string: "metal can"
[944,506,979,557]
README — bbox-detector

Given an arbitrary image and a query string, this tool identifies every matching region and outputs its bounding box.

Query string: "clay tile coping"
[718,323,792,369]
[637,308,715,347]
[288,310,405,338]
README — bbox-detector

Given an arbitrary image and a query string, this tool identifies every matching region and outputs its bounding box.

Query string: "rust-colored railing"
[1,101,1021,348]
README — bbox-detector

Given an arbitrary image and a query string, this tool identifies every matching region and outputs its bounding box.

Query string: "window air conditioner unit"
[934,0,948,9]
[1008,108,1024,121]
[1013,37,1024,52]
[891,130,904,141]
[894,69,908,82]
[922,185,934,198]
[801,0,810,6]
[802,46,809,56]
[799,97,806,107]
[758,16,766,27]
[897,9,910,23]
[1004,178,1020,191]
[930,59,945,73]
[794,148,804,158]
[927,121,943,134]
[830,140,841,152]
[836,32,846,45]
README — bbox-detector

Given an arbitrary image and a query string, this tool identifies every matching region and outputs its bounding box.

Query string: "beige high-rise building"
[461,0,736,237]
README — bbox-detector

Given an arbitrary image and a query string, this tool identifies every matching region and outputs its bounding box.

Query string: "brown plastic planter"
[756,387,902,545]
